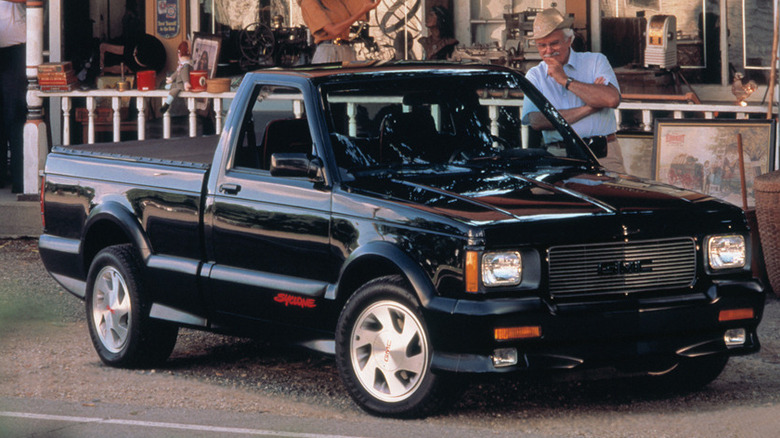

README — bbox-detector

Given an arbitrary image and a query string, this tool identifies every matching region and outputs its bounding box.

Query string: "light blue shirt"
[521,49,620,143]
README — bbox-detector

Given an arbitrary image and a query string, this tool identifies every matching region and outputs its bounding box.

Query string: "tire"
[335,275,449,417]
[644,354,729,393]
[85,244,178,368]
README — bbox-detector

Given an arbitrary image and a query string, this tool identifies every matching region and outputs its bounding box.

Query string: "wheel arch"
[334,241,438,311]
[82,201,151,275]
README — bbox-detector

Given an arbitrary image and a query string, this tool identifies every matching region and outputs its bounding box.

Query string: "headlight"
[708,234,746,270]
[482,251,522,287]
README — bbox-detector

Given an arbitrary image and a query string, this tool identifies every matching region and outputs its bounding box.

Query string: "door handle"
[219,183,241,195]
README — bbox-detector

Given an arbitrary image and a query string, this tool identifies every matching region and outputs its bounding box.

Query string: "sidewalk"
[0,187,41,238]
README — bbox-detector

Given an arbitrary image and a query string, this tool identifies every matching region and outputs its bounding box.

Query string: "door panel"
[205,82,336,324]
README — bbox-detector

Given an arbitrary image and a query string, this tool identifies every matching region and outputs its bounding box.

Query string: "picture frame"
[652,118,776,207]
[191,33,221,79]
[191,33,221,111]
[617,132,654,179]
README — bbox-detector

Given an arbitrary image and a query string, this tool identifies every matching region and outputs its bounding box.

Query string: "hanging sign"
[156,0,180,38]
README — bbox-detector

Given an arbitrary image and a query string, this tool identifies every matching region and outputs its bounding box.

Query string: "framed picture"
[617,132,654,179]
[653,118,776,207]
[191,34,221,111]
[191,33,221,79]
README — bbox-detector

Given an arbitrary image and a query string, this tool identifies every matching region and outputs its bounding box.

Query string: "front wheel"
[335,275,449,417]
[644,354,729,393]
[85,244,178,368]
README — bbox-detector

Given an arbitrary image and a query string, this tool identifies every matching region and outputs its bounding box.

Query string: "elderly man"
[300,0,379,64]
[521,8,626,173]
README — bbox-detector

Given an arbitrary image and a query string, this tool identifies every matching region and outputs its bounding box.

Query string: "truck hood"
[345,166,745,243]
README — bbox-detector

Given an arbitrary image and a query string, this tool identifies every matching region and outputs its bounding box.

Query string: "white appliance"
[644,15,678,69]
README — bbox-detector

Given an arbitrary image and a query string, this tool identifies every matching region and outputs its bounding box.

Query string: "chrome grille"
[548,238,696,298]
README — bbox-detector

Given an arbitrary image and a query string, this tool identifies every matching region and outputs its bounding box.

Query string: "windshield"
[321,70,593,175]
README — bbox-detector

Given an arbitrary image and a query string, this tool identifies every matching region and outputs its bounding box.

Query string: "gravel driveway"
[2,238,780,437]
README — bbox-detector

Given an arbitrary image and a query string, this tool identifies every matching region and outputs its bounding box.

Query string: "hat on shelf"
[126,34,167,72]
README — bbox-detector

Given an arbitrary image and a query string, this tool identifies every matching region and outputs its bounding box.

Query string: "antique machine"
[238,15,312,69]
[645,15,678,69]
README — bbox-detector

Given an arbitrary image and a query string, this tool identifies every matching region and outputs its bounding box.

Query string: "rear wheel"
[86,244,178,368]
[335,275,449,417]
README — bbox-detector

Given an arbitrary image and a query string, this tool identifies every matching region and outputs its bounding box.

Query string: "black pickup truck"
[40,64,764,417]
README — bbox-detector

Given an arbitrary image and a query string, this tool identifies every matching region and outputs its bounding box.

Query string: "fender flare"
[82,201,152,264]
[335,241,455,313]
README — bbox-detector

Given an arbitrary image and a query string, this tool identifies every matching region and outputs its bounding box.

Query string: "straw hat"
[532,8,574,39]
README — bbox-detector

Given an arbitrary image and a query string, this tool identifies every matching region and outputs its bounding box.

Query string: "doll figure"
[160,41,192,114]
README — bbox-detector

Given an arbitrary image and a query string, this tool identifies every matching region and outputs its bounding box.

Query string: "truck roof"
[246,62,514,82]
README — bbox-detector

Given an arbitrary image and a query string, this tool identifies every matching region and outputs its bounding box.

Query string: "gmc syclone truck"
[39,64,764,417]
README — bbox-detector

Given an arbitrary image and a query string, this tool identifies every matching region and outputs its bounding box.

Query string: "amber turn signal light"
[465,251,479,293]
[718,308,754,322]
[494,326,542,341]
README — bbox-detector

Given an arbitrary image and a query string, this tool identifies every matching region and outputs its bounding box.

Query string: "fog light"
[724,328,746,347]
[492,348,518,368]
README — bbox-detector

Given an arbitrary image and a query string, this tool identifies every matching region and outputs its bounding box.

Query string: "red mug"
[189,70,208,92]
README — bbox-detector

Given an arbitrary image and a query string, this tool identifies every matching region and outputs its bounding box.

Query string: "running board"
[150,303,208,327]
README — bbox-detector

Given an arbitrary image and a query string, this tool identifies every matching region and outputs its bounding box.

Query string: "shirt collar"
[564,49,580,70]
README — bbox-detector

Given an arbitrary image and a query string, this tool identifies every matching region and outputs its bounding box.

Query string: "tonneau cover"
[61,135,219,166]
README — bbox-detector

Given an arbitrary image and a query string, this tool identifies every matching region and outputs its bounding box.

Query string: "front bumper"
[425,279,764,374]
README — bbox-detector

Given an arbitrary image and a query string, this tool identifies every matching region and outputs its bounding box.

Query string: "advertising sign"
[156,0,179,38]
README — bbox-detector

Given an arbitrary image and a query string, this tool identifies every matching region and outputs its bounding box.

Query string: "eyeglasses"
[535,39,564,51]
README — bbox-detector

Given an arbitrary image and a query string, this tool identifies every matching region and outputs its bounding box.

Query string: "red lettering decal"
[273,293,316,309]
[384,339,392,362]
[665,133,685,144]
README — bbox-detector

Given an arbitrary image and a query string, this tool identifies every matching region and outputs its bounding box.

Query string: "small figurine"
[731,72,757,107]
[271,14,284,29]
[160,41,192,114]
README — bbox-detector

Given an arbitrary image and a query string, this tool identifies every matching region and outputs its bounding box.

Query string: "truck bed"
[58,135,219,167]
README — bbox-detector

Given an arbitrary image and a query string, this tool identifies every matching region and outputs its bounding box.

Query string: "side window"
[326,101,403,169]
[233,85,311,171]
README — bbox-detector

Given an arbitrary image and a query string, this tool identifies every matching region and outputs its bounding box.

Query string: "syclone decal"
[274,293,316,309]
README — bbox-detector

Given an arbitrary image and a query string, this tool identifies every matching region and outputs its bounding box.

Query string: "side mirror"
[270,153,323,179]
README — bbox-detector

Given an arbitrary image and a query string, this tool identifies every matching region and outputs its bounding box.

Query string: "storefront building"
[15,0,780,196]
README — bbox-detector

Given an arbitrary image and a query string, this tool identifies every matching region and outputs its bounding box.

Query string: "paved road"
[2,397,530,438]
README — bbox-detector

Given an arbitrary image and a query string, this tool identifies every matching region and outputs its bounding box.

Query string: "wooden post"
[767,3,779,119]
[145,0,188,75]
[738,133,748,211]
[23,0,47,197]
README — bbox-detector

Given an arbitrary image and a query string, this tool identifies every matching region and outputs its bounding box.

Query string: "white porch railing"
[41,89,778,146]
[616,100,777,131]
[18,88,777,198]
[40,90,236,145]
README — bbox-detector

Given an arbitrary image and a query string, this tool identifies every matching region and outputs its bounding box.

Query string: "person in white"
[521,8,626,173]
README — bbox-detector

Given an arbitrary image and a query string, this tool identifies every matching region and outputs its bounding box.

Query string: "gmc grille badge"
[597,260,653,276]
